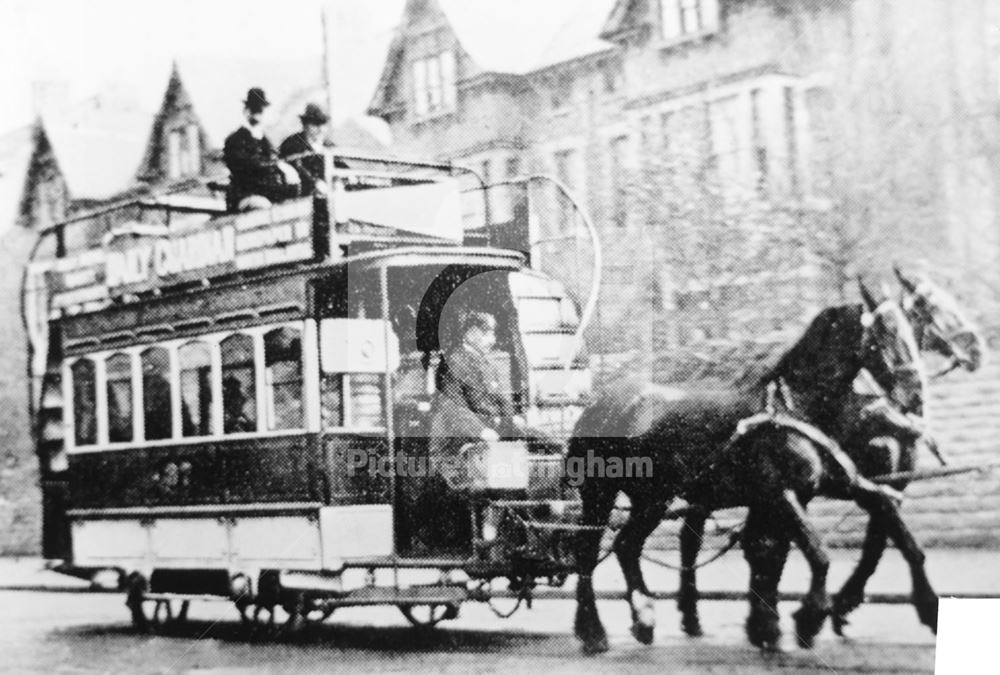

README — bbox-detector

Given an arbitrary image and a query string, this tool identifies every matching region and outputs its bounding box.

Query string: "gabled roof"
[137,62,211,182]
[41,94,153,202]
[0,124,37,235]
[600,0,650,41]
[369,0,618,115]
[438,0,617,74]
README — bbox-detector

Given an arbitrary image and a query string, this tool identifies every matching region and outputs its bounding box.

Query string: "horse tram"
[22,149,994,652]
[21,152,602,634]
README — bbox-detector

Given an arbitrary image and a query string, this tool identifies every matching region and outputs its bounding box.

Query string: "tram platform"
[1,548,998,599]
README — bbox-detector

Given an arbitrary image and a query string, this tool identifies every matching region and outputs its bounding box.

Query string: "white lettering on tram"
[105,226,236,287]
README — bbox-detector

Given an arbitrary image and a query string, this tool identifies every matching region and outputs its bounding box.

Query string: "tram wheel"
[399,603,459,628]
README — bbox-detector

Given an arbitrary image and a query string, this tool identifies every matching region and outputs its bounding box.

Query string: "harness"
[729,404,860,486]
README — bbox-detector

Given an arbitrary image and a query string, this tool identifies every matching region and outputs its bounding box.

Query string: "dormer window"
[167,123,201,179]
[661,0,719,41]
[412,49,456,118]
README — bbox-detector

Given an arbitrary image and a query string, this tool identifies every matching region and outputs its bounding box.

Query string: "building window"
[551,73,573,109]
[707,95,741,193]
[506,155,520,179]
[264,327,303,430]
[412,50,456,118]
[601,61,621,94]
[660,111,674,154]
[609,135,630,228]
[141,347,173,441]
[553,149,578,233]
[179,341,213,437]
[105,353,134,443]
[784,86,800,197]
[751,88,768,197]
[221,334,257,434]
[71,359,97,446]
[661,0,719,41]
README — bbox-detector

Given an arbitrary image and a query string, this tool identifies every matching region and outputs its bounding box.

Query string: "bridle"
[904,283,978,378]
[859,298,925,395]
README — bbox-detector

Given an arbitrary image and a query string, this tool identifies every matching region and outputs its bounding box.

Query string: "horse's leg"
[574,476,616,654]
[677,508,708,637]
[742,505,790,652]
[851,480,938,633]
[613,492,668,645]
[832,512,888,635]
[779,488,832,648]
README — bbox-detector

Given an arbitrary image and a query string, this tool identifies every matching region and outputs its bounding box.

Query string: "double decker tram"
[22,154,598,629]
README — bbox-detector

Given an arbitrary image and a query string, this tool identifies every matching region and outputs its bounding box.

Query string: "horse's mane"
[599,329,802,391]
[597,305,865,392]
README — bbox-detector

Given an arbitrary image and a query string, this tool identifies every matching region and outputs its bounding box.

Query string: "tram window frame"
[179,340,214,438]
[141,346,174,441]
[221,333,259,435]
[64,320,317,452]
[105,352,135,444]
[70,358,98,447]
[263,326,304,431]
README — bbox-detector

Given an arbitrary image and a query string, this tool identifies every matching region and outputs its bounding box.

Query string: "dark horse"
[570,281,926,653]
[675,267,987,639]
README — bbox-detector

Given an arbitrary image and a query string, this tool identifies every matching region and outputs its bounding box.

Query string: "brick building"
[366,0,1000,546]
[368,0,1000,355]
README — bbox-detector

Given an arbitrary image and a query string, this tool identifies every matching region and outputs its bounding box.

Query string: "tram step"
[329,584,467,607]
[142,592,231,603]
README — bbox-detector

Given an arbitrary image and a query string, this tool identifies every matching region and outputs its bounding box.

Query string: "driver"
[435,311,516,446]
[420,311,517,551]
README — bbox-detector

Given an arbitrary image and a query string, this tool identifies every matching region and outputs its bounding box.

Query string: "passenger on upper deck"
[223,87,300,212]
[279,103,348,198]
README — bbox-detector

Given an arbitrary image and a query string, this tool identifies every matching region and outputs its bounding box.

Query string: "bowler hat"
[243,87,270,111]
[299,103,330,125]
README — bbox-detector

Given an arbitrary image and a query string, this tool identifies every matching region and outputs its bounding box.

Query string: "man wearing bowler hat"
[223,87,299,211]
[279,103,347,197]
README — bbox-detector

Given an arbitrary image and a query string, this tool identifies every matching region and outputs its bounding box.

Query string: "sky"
[0,0,407,133]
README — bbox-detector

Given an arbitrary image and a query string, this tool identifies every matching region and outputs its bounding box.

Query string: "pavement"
[2,547,998,598]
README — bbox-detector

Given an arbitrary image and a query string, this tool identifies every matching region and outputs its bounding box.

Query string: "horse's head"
[858,278,925,416]
[894,265,985,374]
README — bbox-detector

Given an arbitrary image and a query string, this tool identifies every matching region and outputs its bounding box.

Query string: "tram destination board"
[47,200,318,310]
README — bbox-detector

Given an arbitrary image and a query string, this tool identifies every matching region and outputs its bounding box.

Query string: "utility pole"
[321,3,336,134]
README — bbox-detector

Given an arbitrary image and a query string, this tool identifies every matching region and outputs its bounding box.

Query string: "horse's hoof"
[746,617,781,650]
[580,635,610,655]
[916,599,939,634]
[758,639,784,654]
[831,612,849,637]
[631,622,654,645]
[681,616,704,638]
[793,604,828,649]
[795,630,816,649]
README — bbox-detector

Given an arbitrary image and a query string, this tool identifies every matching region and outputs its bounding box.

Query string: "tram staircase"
[645,357,1000,551]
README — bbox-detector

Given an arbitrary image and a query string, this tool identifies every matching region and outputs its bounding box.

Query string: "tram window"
[349,374,383,427]
[179,342,213,437]
[221,334,257,433]
[141,347,173,441]
[264,327,303,430]
[321,375,344,427]
[105,353,133,443]
[71,359,97,446]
